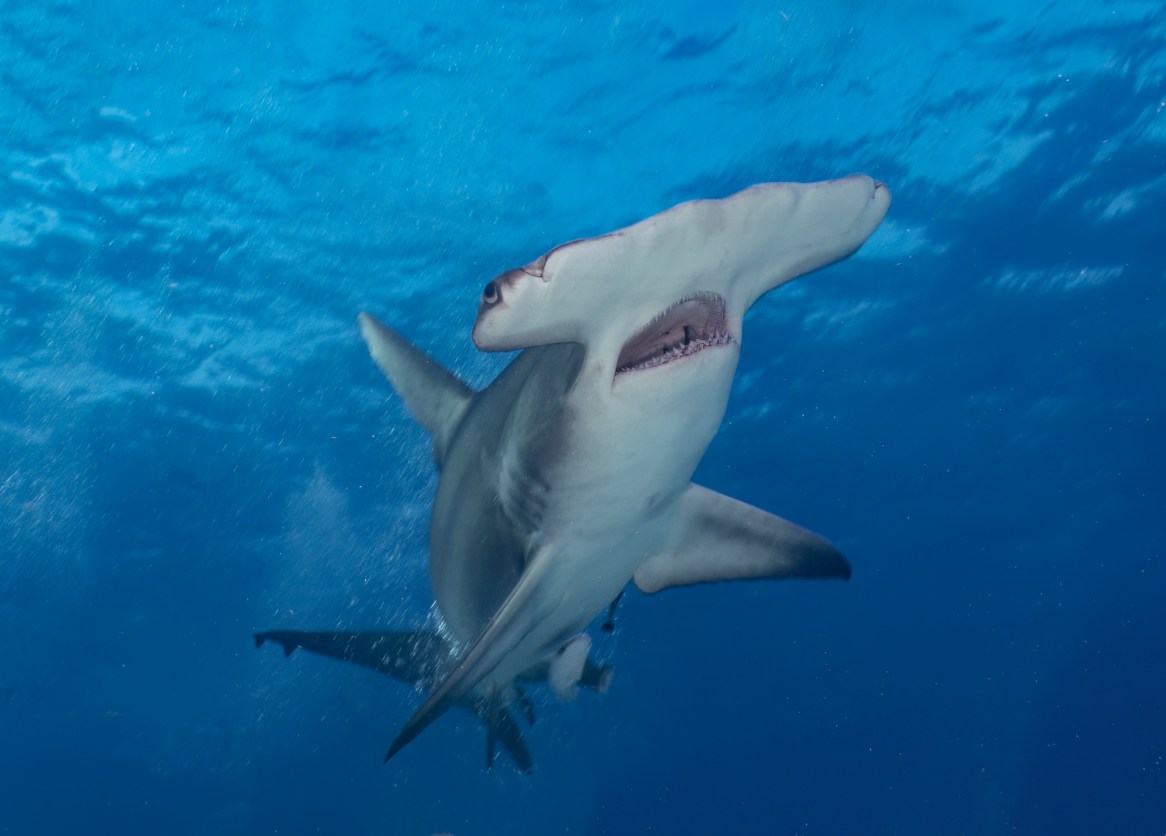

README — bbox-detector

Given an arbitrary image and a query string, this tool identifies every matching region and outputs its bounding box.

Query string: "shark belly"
[464,341,742,689]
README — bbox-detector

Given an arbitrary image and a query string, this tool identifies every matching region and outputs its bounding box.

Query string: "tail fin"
[253,631,299,657]
[255,627,537,772]
[255,625,612,774]
[253,629,452,685]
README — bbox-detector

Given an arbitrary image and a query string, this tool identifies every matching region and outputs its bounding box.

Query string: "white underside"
[479,340,740,690]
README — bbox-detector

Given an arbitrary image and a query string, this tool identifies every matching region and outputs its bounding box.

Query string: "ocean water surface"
[1,2,1164,834]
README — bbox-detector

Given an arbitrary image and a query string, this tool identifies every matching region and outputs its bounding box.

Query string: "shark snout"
[868,177,892,212]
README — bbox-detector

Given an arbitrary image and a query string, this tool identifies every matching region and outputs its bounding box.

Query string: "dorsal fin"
[358,312,474,467]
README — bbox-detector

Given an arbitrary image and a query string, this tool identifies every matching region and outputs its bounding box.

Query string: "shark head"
[472,175,891,378]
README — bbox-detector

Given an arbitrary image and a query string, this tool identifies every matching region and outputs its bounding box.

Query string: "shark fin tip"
[384,738,406,763]
[385,732,410,764]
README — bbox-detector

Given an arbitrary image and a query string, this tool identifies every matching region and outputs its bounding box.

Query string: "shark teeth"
[616,329,732,374]
[615,290,732,375]
[615,291,732,375]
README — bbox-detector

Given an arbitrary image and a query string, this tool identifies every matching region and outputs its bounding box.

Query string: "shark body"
[261,174,890,769]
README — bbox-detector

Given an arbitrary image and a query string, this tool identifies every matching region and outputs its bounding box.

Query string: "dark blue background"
[1,2,1163,833]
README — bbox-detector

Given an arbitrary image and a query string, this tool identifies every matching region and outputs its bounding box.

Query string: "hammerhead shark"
[258,174,890,770]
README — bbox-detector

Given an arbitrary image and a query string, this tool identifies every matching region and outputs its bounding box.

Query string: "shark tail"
[254,627,539,773]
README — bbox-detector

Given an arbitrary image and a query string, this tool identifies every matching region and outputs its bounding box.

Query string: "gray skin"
[358,175,891,765]
[427,342,584,641]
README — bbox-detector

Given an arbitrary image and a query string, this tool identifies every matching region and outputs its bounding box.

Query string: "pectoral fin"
[358,312,474,466]
[634,483,851,594]
[384,549,557,764]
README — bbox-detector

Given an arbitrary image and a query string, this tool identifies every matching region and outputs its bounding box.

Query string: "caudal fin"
[254,629,453,686]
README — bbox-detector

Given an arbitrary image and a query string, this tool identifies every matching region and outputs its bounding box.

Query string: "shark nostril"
[482,281,500,304]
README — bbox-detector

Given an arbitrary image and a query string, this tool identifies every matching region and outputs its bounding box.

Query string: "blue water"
[2,2,1164,834]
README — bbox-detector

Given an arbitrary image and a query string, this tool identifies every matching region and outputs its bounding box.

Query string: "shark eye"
[482,281,500,304]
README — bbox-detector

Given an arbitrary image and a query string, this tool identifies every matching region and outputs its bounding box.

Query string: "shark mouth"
[615,292,732,376]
